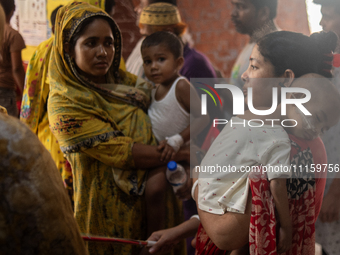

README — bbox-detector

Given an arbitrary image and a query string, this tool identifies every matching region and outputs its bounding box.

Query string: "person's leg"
[145,166,168,236]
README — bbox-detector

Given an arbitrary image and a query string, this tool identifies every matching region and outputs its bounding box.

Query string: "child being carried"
[141,31,209,235]
[196,73,340,253]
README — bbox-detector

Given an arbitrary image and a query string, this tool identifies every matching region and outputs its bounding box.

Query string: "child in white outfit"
[148,76,189,149]
[141,31,209,235]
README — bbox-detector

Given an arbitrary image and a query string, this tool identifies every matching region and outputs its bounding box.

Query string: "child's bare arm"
[158,79,210,162]
[176,79,210,142]
[270,178,292,253]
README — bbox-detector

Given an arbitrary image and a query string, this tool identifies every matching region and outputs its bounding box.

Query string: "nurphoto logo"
[200,83,311,128]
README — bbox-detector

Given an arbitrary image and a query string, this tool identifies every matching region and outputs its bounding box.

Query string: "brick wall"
[112,1,141,60]
[114,0,310,77]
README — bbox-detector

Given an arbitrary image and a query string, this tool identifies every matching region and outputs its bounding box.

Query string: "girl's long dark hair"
[257,31,338,78]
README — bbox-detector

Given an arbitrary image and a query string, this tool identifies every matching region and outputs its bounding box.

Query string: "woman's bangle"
[191,180,198,201]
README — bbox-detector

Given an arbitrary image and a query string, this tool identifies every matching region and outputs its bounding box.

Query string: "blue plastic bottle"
[166,161,187,193]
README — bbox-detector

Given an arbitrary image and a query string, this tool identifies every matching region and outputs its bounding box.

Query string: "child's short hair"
[141,31,183,59]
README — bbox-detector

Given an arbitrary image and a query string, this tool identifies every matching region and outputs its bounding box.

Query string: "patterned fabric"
[195,223,231,255]
[79,0,105,9]
[48,3,184,255]
[248,171,277,254]
[48,2,154,195]
[249,135,320,255]
[20,0,126,205]
[195,135,325,255]
[140,3,182,25]
[198,118,290,215]
[20,37,66,176]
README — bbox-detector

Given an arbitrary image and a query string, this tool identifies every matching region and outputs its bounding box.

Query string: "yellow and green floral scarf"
[48,2,154,195]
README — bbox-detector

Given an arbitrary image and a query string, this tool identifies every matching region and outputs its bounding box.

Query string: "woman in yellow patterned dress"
[48,2,186,255]
[20,0,124,204]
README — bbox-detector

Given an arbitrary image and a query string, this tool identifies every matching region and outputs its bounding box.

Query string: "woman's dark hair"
[141,31,183,59]
[0,0,15,17]
[50,5,63,28]
[257,31,338,78]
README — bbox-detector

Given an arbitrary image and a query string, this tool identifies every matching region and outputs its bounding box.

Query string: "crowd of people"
[1,0,340,255]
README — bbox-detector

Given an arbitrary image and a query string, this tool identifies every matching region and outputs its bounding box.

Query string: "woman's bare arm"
[132,143,190,169]
[193,182,251,250]
[147,217,200,254]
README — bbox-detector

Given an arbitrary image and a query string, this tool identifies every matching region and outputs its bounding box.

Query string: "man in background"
[315,0,340,42]
[230,0,278,88]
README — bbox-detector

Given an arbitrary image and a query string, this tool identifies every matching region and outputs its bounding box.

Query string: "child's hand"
[157,140,167,152]
[160,144,176,162]
[277,225,292,254]
[157,140,176,162]
[147,227,181,254]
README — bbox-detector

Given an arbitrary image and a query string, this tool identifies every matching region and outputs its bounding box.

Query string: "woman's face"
[72,18,115,84]
[241,45,280,109]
